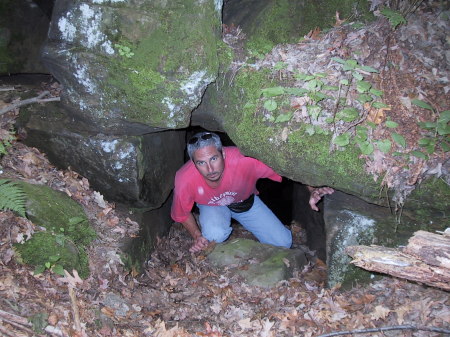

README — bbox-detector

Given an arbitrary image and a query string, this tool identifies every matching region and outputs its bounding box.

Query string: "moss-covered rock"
[42,0,222,132]
[18,182,96,246]
[13,182,96,278]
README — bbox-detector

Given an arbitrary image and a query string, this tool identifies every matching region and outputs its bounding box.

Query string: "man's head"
[187,132,223,160]
[187,132,224,183]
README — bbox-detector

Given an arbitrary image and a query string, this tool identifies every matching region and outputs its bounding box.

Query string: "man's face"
[192,145,225,183]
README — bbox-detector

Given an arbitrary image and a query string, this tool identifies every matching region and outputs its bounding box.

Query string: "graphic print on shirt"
[208,191,238,206]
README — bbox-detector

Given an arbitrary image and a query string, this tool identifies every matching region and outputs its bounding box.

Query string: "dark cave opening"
[184,127,327,261]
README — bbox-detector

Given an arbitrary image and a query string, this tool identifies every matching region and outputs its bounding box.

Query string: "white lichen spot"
[58,17,76,41]
[101,140,119,153]
[75,63,96,94]
[102,41,115,55]
[114,162,123,170]
[328,210,376,286]
[162,97,178,119]
[180,70,213,97]
[214,0,223,13]
[93,0,125,3]
[118,145,133,160]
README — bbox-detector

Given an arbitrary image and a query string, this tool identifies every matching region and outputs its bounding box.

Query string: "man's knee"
[202,227,231,243]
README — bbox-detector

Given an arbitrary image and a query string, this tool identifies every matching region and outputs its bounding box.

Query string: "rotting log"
[345,244,450,291]
[403,230,450,269]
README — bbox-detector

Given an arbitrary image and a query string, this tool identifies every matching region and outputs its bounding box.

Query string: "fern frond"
[0,179,27,217]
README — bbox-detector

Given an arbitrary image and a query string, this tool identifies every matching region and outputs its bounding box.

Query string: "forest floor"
[0,99,449,337]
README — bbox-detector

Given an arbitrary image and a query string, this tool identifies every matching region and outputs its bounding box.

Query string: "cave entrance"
[185,127,327,261]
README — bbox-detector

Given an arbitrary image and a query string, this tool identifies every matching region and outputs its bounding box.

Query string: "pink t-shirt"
[171,146,282,223]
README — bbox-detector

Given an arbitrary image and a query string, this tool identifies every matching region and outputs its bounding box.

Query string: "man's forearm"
[181,213,202,239]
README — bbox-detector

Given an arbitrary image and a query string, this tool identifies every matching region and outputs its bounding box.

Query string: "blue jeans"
[197,195,292,248]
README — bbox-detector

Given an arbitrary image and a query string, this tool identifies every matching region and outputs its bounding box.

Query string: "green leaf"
[325,117,334,123]
[34,265,46,275]
[356,80,372,93]
[352,72,364,81]
[359,141,374,155]
[261,87,285,97]
[343,59,358,71]
[55,234,65,246]
[69,216,85,225]
[274,61,287,70]
[307,79,318,90]
[0,179,26,217]
[274,112,293,123]
[357,94,373,103]
[376,139,392,153]
[366,121,376,129]
[340,79,349,85]
[441,141,450,152]
[305,124,315,136]
[307,105,321,120]
[385,120,398,128]
[380,8,407,28]
[308,91,328,103]
[372,101,390,108]
[52,264,65,276]
[392,132,406,147]
[356,126,368,139]
[294,72,308,80]
[425,143,436,154]
[323,85,339,91]
[264,99,278,111]
[369,88,383,96]
[418,121,436,129]
[48,255,61,263]
[358,65,379,73]
[437,122,450,136]
[438,110,450,123]
[336,107,359,122]
[333,133,351,146]
[418,138,431,146]
[331,57,346,64]
[284,87,309,96]
[411,99,433,111]
[314,72,328,78]
[45,262,51,269]
[410,150,428,160]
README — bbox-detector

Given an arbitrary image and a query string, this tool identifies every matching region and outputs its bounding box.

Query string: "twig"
[68,286,82,332]
[0,91,60,115]
[1,318,35,334]
[0,309,31,326]
[0,87,15,92]
[0,324,17,337]
[317,324,450,337]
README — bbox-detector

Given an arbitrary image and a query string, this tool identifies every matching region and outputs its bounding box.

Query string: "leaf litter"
[0,107,448,337]
[1,6,450,335]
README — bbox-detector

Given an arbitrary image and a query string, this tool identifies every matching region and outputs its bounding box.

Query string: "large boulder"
[41,0,222,134]
[19,102,185,207]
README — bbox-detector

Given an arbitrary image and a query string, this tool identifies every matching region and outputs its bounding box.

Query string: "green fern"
[0,179,26,217]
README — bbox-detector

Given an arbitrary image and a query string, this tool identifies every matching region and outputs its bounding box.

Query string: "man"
[171,132,334,253]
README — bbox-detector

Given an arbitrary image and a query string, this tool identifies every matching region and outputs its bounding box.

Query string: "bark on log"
[345,245,450,291]
[403,230,450,269]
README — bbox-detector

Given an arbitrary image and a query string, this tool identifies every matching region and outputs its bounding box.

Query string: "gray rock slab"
[207,238,307,288]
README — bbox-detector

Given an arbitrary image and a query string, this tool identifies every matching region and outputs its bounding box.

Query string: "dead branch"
[346,245,450,291]
[68,286,82,332]
[317,324,450,337]
[0,308,31,326]
[0,91,60,116]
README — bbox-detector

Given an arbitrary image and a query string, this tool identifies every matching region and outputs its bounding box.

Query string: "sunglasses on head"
[188,133,213,145]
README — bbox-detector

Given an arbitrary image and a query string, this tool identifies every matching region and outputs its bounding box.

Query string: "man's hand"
[309,187,334,211]
[189,235,209,253]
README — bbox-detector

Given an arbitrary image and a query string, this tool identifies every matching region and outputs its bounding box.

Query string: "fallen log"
[345,245,450,291]
[403,230,450,269]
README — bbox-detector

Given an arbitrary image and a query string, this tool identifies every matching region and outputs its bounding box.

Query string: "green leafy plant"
[0,128,15,157]
[34,254,65,276]
[412,99,450,157]
[0,179,26,217]
[114,44,134,58]
[380,8,407,29]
